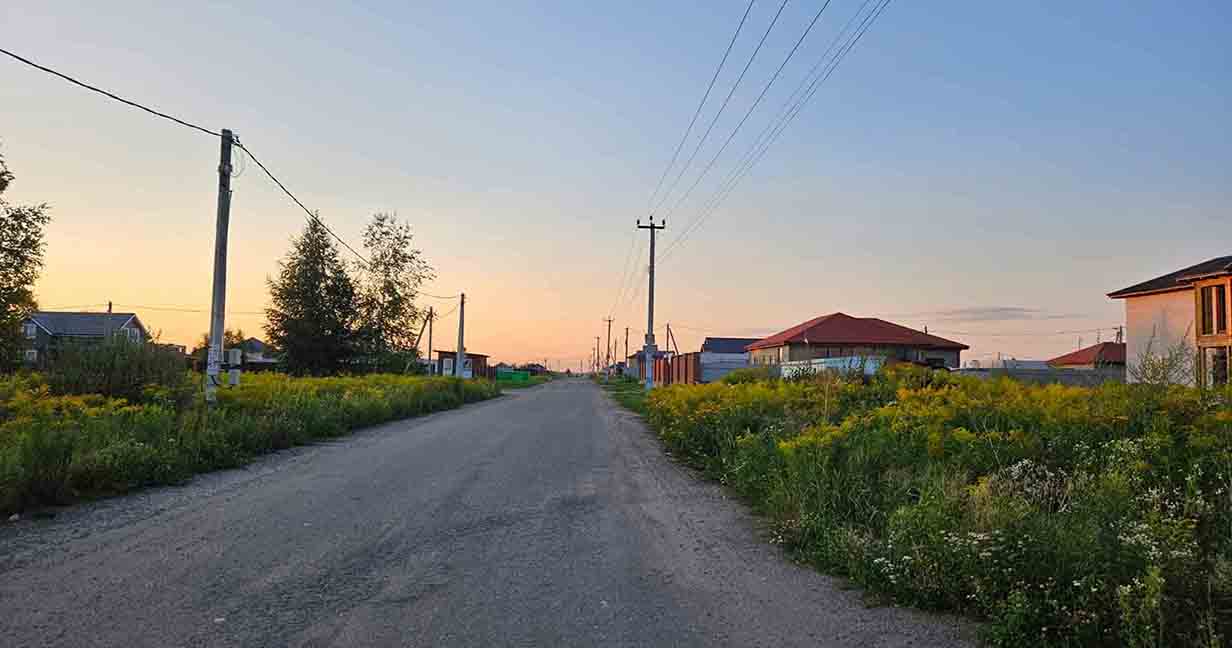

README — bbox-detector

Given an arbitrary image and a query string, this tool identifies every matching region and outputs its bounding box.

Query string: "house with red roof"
[1108,255,1230,386]
[1047,341,1126,370]
[745,313,969,369]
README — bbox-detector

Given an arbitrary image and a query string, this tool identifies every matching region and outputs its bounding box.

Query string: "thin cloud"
[891,307,1088,322]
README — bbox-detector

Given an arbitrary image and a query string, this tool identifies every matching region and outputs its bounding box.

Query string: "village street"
[0,380,972,647]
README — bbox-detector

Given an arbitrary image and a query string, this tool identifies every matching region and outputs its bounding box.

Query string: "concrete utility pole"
[637,219,665,390]
[205,129,235,404]
[454,293,466,377]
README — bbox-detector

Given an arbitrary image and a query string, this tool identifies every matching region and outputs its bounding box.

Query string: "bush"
[0,372,499,513]
[639,364,1232,647]
[720,366,775,384]
[45,336,189,402]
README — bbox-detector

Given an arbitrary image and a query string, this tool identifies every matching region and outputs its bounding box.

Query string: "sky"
[2,0,1229,369]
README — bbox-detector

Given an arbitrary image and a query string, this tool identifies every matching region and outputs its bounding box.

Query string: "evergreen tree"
[0,152,51,372]
[264,217,358,375]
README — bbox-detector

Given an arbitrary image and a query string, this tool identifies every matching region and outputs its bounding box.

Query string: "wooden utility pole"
[205,129,234,403]
[624,327,629,372]
[603,317,614,380]
[427,306,434,375]
[454,293,466,377]
[637,218,665,389]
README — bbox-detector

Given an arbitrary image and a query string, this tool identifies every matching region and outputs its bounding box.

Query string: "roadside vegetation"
[628,365,1231,647]
[601,375,648,415]
[0,367,499,515]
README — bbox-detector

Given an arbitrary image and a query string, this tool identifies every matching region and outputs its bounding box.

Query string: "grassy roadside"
[494,374,554,390]
[600,376,648,415]
[606,366,1232,647]
[0,372,500,515]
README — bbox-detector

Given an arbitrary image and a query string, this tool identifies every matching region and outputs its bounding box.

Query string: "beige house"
[1108,255,1230,387]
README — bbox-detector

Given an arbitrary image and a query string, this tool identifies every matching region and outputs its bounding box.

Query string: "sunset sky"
[3,1,1229,369]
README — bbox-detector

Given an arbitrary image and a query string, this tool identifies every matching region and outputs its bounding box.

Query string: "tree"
[353,213,434,371]
[264,217,358,375]
[189,328,246,365]
[0,152,51,372]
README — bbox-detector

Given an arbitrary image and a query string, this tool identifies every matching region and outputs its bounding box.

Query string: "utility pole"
[595,336,601,374]
[603,317,614,380]
[637,218,665,389]
[454,293,466,377]
[624,327,629,374]
[205,129,234,404]
[427,306,434,374]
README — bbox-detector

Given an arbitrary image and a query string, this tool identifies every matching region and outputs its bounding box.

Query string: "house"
[22,311,148,365]
[434,350,489,379]
[1048,342,1127,370]
[1108,255,1230,386]
[746,312,968,369]
[237,337,280,369]
[700,337,761,354]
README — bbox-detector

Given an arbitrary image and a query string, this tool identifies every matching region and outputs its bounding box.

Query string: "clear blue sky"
[2,1,1229,366]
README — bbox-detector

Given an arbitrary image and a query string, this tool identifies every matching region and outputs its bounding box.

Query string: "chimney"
[107,301,112,313]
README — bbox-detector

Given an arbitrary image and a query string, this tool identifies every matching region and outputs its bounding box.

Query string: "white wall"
[1124,290,1194,383]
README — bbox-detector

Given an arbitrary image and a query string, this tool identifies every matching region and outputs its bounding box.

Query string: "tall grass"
[641,366,1232,647]
[46,336,188,402]
[0,372,499,514]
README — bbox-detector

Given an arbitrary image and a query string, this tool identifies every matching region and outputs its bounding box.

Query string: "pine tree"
[264,217,358,375]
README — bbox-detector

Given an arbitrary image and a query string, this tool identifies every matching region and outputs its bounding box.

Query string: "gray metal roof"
[1108,255,1232,298]
[29,312,143,337]
[700,337,762,354]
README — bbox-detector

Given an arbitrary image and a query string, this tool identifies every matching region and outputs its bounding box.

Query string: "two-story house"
[1108,255,1230,387]
[22,311,149,365]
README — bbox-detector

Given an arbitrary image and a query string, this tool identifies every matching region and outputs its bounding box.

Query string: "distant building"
[237,337,280,369]
[1108,255,1230,386]
[746,312,968,369]
[699,337,761,354]
[22,311,148,366]
[434,350,489,378]
[1048,342,1127,370]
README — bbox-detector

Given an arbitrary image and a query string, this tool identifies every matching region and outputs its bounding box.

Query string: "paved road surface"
[0,379,974,647]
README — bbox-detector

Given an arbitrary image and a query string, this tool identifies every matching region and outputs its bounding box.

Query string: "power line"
[650,0,790,216]
[0,47,221,138]
[658,0,889,262]
[608,230,640,318]
[646,0,756,211]
[112,303,267,315]
[232,139,372,268]
[0,47,376,273]
[435,302,461,320]
[657,0,836,240]
[419,291,461,300]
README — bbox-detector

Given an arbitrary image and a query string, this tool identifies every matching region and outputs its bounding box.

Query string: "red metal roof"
[745,313,969,351]
[1047,341,1126,366]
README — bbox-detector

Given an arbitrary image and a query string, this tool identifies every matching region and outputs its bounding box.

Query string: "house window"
[1200,285,1227,335]
[1218,285,1228,333]
[23,322,37,339]
[24,349,37,363]
[1203,346,1229,387]
[126,327,142,342]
